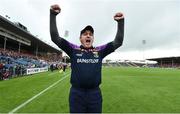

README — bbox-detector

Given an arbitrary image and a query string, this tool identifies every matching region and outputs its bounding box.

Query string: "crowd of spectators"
[0,48,62,80]
[159,63,180,68]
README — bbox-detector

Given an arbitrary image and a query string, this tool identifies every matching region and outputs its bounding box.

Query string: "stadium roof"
[0,15,61,54]
[148,56,180,63]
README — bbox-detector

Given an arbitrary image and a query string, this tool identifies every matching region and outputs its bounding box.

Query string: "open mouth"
[86,40,91,43]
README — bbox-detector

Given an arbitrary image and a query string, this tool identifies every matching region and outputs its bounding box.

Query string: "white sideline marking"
[9,72,70,114]
[48,71,59,76]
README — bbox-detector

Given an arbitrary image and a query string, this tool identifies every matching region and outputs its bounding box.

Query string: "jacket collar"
[80,45,94,50]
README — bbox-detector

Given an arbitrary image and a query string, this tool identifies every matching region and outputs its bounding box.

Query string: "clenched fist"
[50,4,61,14]
[114,12,124,21]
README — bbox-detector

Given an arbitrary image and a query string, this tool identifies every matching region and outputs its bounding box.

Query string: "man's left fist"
[114,12,124,21]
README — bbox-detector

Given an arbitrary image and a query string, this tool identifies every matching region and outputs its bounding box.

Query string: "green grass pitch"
[0,67,180,113]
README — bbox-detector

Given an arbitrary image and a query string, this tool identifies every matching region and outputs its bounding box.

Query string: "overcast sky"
[0,0,179,60]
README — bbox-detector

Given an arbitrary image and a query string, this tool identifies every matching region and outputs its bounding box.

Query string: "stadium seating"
[0,48,50,80]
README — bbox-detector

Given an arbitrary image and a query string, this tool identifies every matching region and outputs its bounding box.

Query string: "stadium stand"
[148,57,180,68]
[0,15,62,80]
[102,59,157,68]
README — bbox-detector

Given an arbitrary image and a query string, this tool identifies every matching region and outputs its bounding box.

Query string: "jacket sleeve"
[50,9,73,57]
[96,19,125,59]
[112,19,124,50]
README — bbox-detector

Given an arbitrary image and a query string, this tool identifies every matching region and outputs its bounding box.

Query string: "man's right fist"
[50,4,61,14]
[114,12,124,21]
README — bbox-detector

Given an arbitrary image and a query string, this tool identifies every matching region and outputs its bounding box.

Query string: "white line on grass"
[9,72,70,114]
[48,71,59,76]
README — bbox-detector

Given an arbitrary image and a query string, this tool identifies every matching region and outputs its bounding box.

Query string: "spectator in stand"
[62,62,67,72]
[3,69,9,80]
[0,63,3,80]
[50,64,54,72]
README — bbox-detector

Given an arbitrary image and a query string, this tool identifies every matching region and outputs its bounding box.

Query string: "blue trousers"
[69,86,102,113]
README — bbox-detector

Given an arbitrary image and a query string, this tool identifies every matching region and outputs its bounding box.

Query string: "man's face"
[80,30,94,48]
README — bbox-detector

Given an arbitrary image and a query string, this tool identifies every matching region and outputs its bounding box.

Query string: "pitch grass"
[0,67,180,113]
